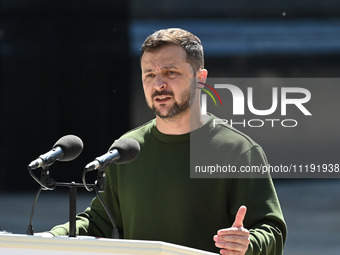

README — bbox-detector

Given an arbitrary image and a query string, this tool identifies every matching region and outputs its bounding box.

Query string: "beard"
[148,79,197,119]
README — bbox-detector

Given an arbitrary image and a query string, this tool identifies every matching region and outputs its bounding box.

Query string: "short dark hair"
[141,28,204,72]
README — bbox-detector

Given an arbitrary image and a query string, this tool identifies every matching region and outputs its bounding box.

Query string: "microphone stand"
[28,164,117,239]
[82,168,120,239]
[54,182,95,238]
[27,165,95,238]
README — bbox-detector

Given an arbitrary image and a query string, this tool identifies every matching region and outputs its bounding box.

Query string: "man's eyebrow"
[143,68,153,73]
[143,65,179,73]
[162,65,179,70]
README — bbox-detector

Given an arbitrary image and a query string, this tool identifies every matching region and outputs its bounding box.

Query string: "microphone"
[85,137,140,171]
[82,137,139,239]
[28,135,84,170]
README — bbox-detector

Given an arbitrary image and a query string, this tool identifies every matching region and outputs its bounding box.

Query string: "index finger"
[217,226,249,236]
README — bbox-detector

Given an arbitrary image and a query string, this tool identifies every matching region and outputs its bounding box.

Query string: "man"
[48,28,287,254]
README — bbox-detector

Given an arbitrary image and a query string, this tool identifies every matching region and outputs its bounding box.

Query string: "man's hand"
[213,205,250,255]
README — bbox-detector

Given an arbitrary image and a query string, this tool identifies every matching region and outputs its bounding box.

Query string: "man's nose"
[153,75,167,90]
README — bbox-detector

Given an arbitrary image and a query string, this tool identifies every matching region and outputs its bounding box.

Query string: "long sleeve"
[232,146,287,255]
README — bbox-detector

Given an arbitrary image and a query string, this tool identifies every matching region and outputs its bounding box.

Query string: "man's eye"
[167,71,178,77]
[145,74,154,78]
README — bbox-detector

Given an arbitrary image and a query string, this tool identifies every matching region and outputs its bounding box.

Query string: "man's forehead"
[141,45,187,71]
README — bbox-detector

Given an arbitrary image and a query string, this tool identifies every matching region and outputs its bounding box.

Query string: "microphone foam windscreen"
[109,137,140,164]
[53,135,84,161]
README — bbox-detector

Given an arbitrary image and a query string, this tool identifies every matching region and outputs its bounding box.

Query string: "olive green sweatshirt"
[51,115,287,254]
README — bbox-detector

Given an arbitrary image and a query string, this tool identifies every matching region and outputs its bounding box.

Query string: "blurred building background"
[1,0,340,254]
[0,0,130,190]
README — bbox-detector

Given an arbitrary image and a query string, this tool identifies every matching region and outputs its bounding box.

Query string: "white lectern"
[0,234,218,255]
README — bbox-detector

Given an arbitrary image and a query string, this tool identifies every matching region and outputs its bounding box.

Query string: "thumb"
[232,205,247,228]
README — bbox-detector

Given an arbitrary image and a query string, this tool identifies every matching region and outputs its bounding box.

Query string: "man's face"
[141,45,197,119]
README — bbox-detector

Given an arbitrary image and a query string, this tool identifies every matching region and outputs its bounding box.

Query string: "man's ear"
[197,69,208,84]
